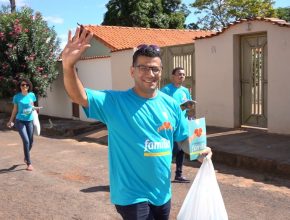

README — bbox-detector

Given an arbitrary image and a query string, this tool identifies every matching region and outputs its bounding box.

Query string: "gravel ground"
[1,130,290,220]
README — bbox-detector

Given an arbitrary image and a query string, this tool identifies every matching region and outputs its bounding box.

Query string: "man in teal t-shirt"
[161,67,191,105]
[62,28,211,220]
[161,67,194,183]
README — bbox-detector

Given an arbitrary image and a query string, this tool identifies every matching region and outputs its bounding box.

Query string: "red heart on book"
[194,128,203,137]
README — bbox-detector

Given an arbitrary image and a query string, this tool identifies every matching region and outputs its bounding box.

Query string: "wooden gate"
[241,34,268,128]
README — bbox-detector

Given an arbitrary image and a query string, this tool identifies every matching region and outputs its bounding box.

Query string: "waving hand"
[62,27,93,68]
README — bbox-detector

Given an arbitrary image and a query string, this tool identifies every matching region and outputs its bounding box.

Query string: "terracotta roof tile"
[80,55,110,60]
[195,17,290,40]
[82,25,214,51]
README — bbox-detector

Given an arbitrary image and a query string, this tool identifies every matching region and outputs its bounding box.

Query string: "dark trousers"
[173,142,184,178]
[15,120,34,165]
[115,199,171,220]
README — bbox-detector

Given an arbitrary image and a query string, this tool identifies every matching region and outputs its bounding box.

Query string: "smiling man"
[61,27,211,220]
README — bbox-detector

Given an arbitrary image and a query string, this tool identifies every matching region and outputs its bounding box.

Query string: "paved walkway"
[39,115,290,179]
[206,126,290,179]
[1,112,290,179]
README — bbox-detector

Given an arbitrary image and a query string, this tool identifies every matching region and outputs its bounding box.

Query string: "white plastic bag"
[32,110,41,136]
[177,157,228,220]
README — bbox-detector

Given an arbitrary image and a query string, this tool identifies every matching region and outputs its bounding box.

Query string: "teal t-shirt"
[13,92,36,121]
[161,83,191,105]
[83,88,188,206]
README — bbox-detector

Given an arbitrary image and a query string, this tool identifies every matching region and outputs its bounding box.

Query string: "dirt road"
[1,130,290,220]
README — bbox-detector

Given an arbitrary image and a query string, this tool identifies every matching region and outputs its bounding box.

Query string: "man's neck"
[133,87,157,99]
[173,82,182,88]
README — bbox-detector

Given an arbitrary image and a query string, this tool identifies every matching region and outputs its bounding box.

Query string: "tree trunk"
[9,0,16,13]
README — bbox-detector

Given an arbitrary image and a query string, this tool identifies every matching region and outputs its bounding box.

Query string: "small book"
[178,117,207,160]
[180,100,197,109]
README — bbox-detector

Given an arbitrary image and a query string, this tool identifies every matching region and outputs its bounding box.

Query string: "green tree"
[190,0,275,30]
[0,6,60,98]
[186,22,199,29]
[275,7,290,22]
[102,0,189,29]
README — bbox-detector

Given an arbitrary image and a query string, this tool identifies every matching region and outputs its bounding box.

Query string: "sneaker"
[174,176,190,183]
[26,164,33,171]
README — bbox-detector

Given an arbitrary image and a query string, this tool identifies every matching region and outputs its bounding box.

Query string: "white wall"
[40,57,111,122]
[195,21,290,134]
[111,49,134,90]
[76,57,111,121]
[267,25,290,134]
[195,30,235,127]
[39,71,72,119]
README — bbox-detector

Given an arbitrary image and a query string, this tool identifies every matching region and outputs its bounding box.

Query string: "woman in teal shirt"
[7,79,36,171]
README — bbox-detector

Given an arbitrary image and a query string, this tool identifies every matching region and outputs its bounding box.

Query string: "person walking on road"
[161,67,194,183]
[7,79,36,171]
[62,27,212,220]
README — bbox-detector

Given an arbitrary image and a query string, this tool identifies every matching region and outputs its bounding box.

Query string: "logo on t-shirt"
[23,108,32,115]
[157,121,173,132]
[144,138,171,157]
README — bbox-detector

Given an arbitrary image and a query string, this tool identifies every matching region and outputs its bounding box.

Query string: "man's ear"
[130,66,134,78]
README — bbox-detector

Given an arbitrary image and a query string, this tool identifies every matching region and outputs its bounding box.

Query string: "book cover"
[177,117,207,160]
[188,117,207,160]
[180,100,197,110]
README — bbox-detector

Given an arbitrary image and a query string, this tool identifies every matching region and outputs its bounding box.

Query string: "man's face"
[130,55,162,98]
[172,69,185,85]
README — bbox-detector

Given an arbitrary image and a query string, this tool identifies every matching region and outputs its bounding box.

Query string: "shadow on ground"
[0,164,26,174]
[80,185,110,193]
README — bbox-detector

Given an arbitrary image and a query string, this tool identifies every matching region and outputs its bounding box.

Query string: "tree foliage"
[0,6,60,98]
[190,0,275,30]
[275,7,290,22]
[102,0,190,29]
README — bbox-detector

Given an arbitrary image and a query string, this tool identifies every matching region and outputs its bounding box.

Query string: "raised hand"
[61,27,93,69]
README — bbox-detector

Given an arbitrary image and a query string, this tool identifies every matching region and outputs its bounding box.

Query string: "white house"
[194,18,290,135]
[39,18,290,135]
[39,25,212,121]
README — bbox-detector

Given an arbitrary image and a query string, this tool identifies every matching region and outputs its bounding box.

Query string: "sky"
[0,0,289,49]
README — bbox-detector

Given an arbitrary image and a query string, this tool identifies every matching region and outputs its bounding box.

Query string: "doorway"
[240,34,268,128]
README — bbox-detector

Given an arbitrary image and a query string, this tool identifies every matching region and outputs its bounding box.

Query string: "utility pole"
[9,0,16,13]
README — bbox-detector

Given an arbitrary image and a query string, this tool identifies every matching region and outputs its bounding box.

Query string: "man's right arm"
[62,27,93,108]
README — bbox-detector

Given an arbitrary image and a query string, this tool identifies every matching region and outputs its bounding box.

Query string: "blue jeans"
[15,120,34,165]
[115,199,171,220]
[173,142,184,178]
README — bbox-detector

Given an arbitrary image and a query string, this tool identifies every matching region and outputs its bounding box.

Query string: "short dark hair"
[17,78,33,93]
[132,45,161,66]
[172,67,184,75]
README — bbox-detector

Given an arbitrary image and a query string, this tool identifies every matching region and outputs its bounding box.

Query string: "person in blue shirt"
[7,79,36,171]
[61,27,212,220]
[161,67,195,183]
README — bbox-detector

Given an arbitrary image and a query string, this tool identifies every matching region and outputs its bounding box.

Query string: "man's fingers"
[85,32,93,44]
[79,44,91,54]
[79,28,88,41]
[75,27,81,40]
[199,147,212,157]
[67,30,72,42]
[78,28,91,41]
